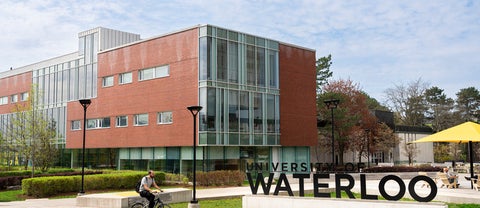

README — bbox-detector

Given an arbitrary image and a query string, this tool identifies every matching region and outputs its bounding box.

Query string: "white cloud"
[0,0,478,100]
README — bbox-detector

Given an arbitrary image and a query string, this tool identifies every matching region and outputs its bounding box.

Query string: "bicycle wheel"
[130,202,145,208]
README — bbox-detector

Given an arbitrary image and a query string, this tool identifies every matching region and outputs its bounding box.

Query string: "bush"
[364,165,442,173]
[195,170,245,186]
[21,171,164,198]
[0,170,102,191]
[0,170,42,177]
[165,173,188,184]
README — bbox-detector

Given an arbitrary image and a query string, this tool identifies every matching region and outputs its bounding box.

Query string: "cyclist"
[139,170,163,208]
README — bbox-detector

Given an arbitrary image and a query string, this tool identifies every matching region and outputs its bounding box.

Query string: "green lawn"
[169,198,242,208]
[1,189,479,208]
[0,190,23,202]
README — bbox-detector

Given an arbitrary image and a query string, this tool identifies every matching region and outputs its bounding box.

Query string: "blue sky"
[1,0,478,102]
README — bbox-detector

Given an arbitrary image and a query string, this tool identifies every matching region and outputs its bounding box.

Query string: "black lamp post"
[79,99,91,195]
[187,105,202,205]
[324,99,339,165]
[365,129,370,168]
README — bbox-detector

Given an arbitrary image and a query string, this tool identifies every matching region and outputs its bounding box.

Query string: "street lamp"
[365,129,370,168]
[324,99,339,166]
[187,105,202,206]
[78,99,91,195]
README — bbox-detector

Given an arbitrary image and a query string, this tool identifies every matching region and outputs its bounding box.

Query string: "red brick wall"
[0,72,32,114]
[279,44,317,146]
[66,28,200,149]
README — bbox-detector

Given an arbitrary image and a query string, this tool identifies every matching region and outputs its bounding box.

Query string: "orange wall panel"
[279,44,317,146]
[0,72,32,114]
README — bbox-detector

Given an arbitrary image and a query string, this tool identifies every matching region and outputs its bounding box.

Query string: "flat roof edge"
[0,52,78,79]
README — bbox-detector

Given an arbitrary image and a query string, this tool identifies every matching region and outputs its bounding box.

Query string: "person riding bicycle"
[139,170,163,208]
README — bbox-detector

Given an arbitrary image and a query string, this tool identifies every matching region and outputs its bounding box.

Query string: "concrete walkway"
[0,174,478,207]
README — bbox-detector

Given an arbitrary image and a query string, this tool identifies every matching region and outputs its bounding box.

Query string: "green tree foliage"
[434,143,452,162]
[456,87,480,122]
[362,92,389,111]
[4,86,58,172]
[424,86,460,132]
[316,54,333,95]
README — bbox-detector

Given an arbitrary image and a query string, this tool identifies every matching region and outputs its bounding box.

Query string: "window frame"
[86,117,111,129]
[134,113,149,126]
[21,92,29,101]
[138,65,169,81]
[102,76,114,87]
[0,96,8,105]
[116,115,128,127]
[10,94,18,103]
[157,111,173,124]
[119,72,133,84]
[71,120,81,130]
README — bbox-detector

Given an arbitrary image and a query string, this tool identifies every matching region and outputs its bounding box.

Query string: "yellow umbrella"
[412,121,480,189]
[412,121,480,143]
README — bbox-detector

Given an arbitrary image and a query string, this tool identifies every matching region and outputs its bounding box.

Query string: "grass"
[169,197,242,208]
[0,190,24,202]
[1,189,480,208]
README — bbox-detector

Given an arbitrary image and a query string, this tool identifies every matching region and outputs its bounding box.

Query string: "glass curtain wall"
[198,25,280,146]
[32,31,99,145]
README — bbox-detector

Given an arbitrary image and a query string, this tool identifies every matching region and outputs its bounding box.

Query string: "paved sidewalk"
[0,174,479,207]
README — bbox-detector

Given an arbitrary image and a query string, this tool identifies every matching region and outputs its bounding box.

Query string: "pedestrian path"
[0,175,478,207]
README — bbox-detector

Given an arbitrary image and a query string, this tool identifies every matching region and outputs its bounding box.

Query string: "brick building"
[0,25,316,173]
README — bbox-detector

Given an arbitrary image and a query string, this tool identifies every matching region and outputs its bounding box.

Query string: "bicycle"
[130,192,171,208]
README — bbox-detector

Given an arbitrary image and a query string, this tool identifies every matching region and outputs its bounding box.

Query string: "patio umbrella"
[412,121,480,189]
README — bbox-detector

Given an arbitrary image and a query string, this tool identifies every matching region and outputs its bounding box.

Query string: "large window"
[217,39,227,82]
[138,65,169,81]
[119,72,132,84]
[71,120,81,130]
[102,76,114,87]
[134,113,149,126]
[87,117,111,129]
[198,26,280,145]
[157,112,173,124]
[116,115,128,127]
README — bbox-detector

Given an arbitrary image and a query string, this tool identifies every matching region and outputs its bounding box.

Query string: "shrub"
[21,171,160,198]
[0,170,42,177]
[165,173,189,184]
[363,165,442,173]
[195,170,245,186]
[0,170,102,191]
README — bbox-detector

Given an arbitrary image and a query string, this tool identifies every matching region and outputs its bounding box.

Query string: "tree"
[363,92,389,111]
[456,87,480,122]
[4,86,59,172]
[403,142,419,166]
[424,86,459,132]
[34,118,59,171]
[7,105,35,171]
[316,54,333,95]
[318,79,377,165]
[0,131,3,165]
[384,78,429,126]
[434,143,452,162]
[373,122,400,159]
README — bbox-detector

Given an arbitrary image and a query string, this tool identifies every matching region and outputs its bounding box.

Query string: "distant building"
[0,25,317,173]
[321,110,434,165]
